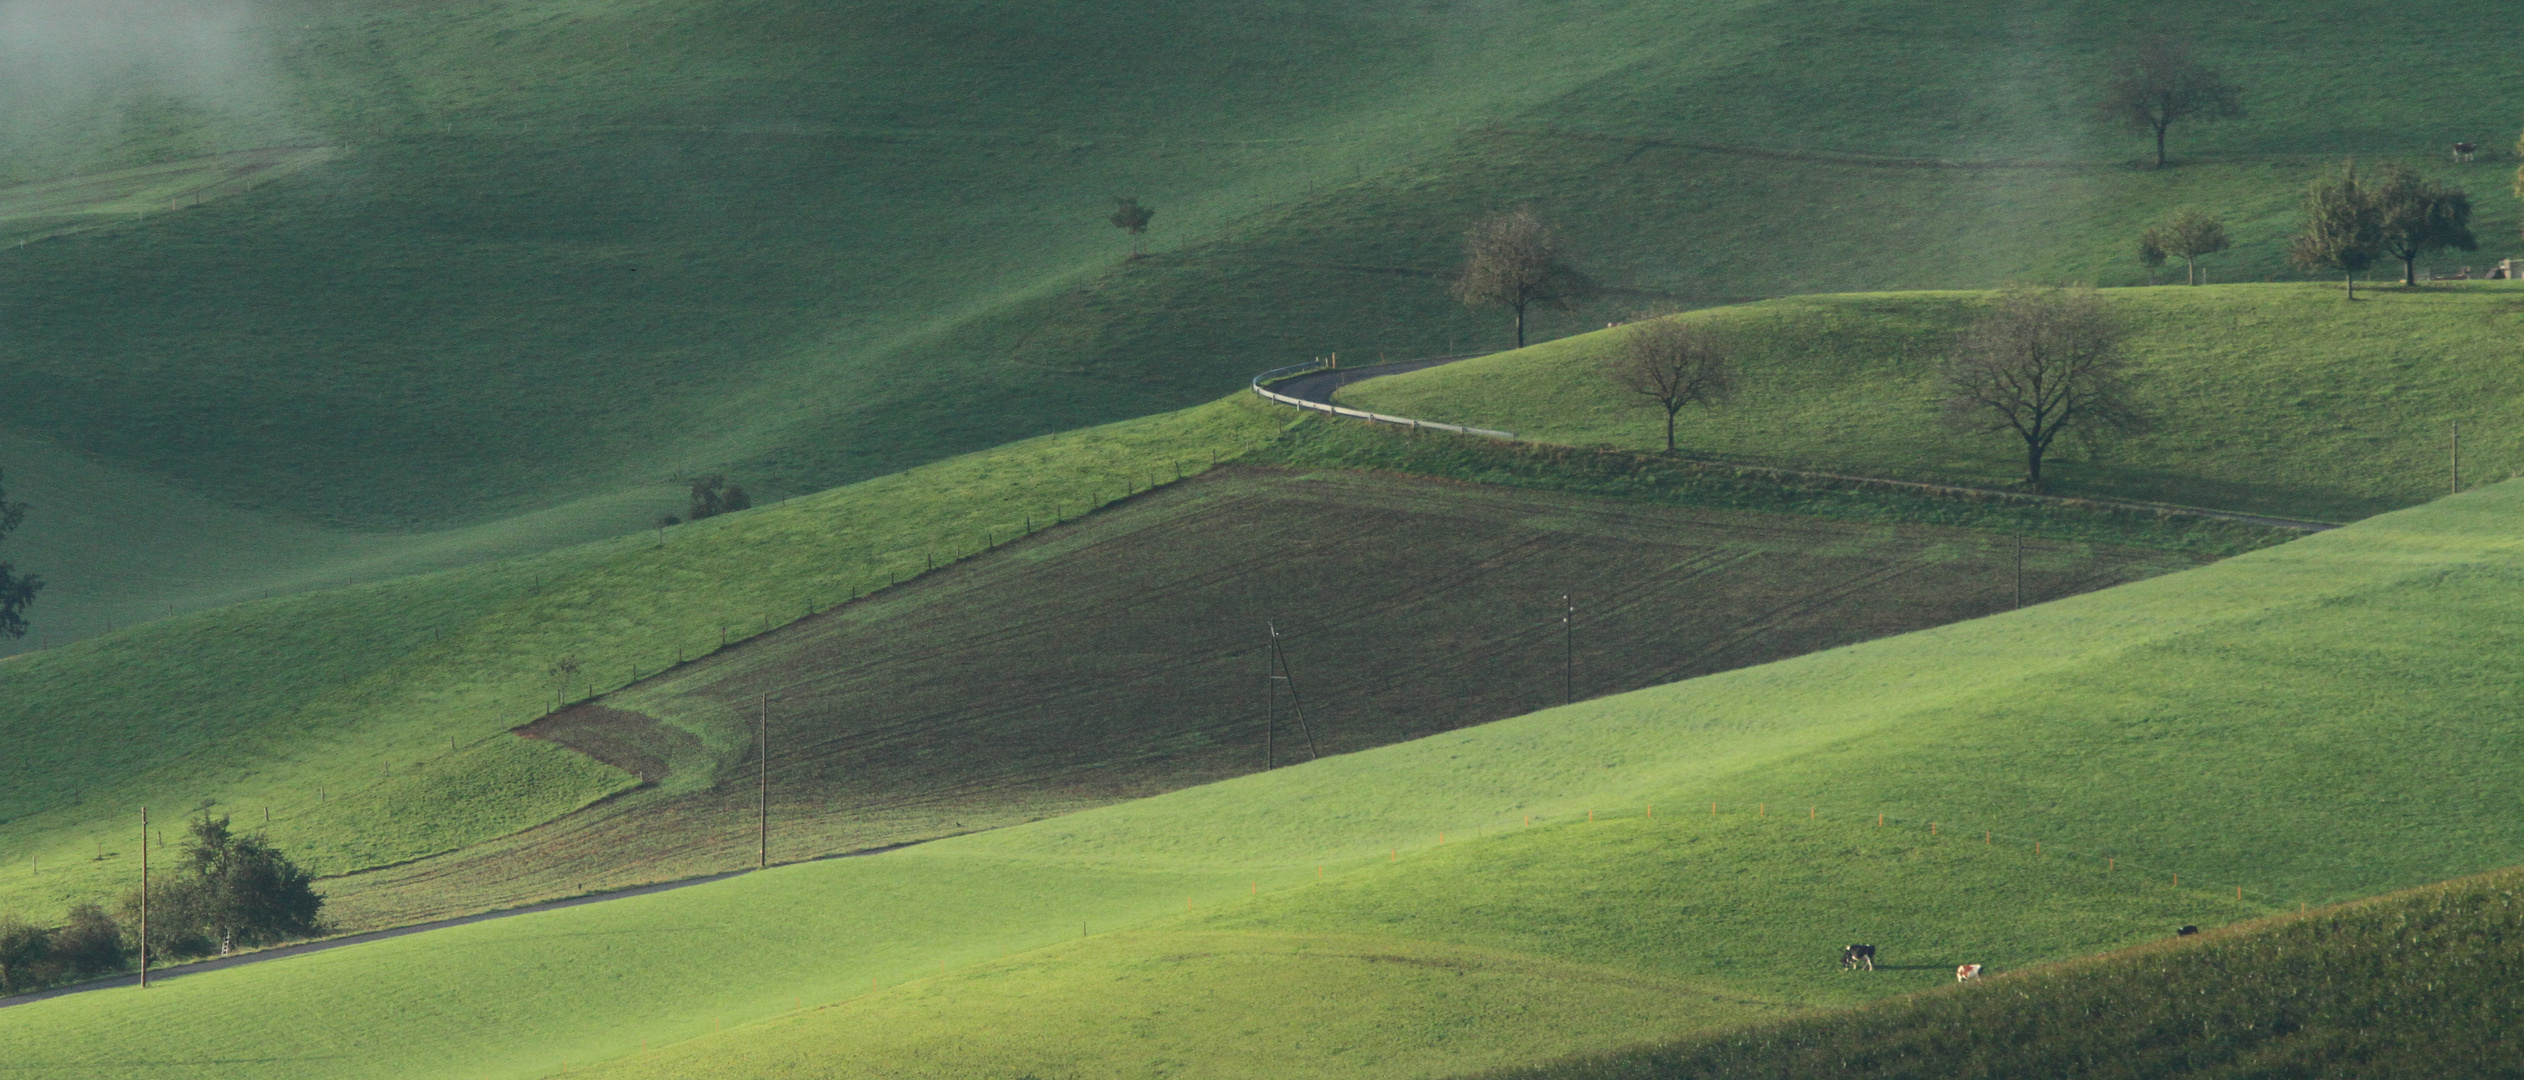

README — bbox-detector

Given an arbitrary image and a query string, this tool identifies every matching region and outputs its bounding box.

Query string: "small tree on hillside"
[1451,209,1596,349]
[1610,316,1734,452]
[2371,164,2476,286]
[2289,161,2385,300]
[1108,197,1155,258]
[0,913,47,995]
[2099,35,2244,169]
[1942,285,2150,491]
[2137,208,2231,285]
[48,904,125,980]
[686,475,752,521]
[0,471,42,640]
[126,815,322,958]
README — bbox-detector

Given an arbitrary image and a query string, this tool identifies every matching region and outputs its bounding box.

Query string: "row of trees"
[2136,157,2479,294]
[0,815,322,996]
[1608,285,2143,491]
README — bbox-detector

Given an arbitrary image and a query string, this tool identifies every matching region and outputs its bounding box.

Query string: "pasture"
[4,0,2521,652]
[1489,863,2524,1080]
[1344,284,2524,521]
[0,474,2513,1079]
[319,466,2207,930]
[0,396,1290,923]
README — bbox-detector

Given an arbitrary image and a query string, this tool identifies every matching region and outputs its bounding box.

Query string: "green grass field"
[5,0,2521,656]
[0,472,2512,1079]
[0,395,1292,924]
[312,465,2208,931]
[1345,284,2524,521]
[1490,864,2524,1080]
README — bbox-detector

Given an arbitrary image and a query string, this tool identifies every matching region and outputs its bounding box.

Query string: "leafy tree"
[0,471,41,640]
[1108,196,1154,258]
[2289,161,2385,300]
[1942,285,2150,491]
[2137,208,2231,285]
[686,475,752,521]
[1610,316,1733,452]
[0,913,47,995]
[2370,164,2476,286]
[127,815,322,957]
[2098,35,2244,168]
[1451,209,1595,349]
[49,904,125,980]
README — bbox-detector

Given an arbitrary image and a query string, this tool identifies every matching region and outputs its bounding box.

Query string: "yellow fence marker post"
[1439,831,1445,844]
[1877,813,1884,827]
[1646,805,1652,819]
[1985,831,1991,844]
[1810,806,1816,820]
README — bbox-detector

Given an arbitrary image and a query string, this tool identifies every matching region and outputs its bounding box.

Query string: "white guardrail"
[1249,359,1516,439]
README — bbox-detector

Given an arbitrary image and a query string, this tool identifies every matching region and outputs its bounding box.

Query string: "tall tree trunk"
[2186,256,2198,286]
[2403,254,2418,286]
[2154,123,2168,168]
[1664,407,1678,452]
[1513,305,1527,348]
[2025,439,2045,491]
[2346,271,2357,301]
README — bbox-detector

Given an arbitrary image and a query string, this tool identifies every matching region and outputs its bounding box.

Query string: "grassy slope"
[1346,284,2524,521]
[0,395,1293,921]
[310,465,2211,931]
[1,475,2514,1078]
[1485,864,2524,1080]
[7,0,2522,652]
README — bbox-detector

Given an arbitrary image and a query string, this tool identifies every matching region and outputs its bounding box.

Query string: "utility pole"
[1263,642,1276,770]
[1562,594,1573,706]
[1266,623,1319,761]
[757,695,769,870]
[138,806,149,989]
[2014,536,2024,610]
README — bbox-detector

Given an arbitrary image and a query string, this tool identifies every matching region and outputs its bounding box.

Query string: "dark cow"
[2176,925,2200,937]
[1840,943,1877,971]
[2454,142,2478,162]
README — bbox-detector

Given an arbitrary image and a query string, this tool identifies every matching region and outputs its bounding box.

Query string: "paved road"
[1265,354,1479,406]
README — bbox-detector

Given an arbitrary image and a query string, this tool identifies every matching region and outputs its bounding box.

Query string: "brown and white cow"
[1955,963,1984,982]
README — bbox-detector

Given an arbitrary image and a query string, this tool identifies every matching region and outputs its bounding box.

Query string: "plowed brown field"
[320,468,2205,929]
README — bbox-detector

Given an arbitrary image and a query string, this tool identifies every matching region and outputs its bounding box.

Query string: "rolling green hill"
[0,467,2514,1079]
[1484,864,2524,1080]
[0,395,1293,924]
[1345,283,2524,521]
[7,0,2522,650]
[316,464,2211,932]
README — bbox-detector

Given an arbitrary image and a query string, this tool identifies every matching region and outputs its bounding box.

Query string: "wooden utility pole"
[1263,642,1276,770]
[1562,594,1573,705]
[2451,419,2461,494]
[138,806,149,989]
[757,696,769,870]
[1266,623,1319,761]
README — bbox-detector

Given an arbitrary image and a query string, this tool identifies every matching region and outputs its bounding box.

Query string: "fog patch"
[0,0,303,178]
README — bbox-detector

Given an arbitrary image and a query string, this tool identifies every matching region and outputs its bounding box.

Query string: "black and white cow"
[1840,944,1877,971]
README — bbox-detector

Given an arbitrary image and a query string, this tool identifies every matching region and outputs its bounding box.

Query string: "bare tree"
[1108,197,1155,258]
[2137,208,2231,285]
[2099,36,2244,169]
[2371,164,2476,286]
[1610,316,1733,452]
[0,471,40,640]
[1451,209,1595,348]
[1943,286,2150,491]
[2289,161,2384,300]
[686,475,751,521]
